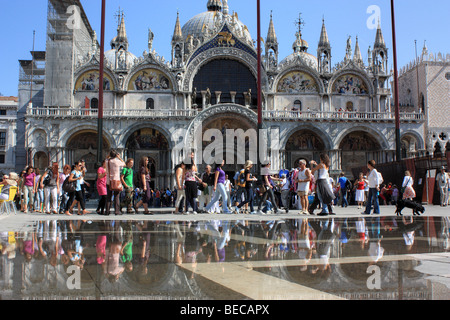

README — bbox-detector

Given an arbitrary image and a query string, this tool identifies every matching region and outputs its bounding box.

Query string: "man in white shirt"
[362,160,381,215]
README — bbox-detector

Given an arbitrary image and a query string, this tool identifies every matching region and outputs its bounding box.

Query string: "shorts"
[297,190,309,197]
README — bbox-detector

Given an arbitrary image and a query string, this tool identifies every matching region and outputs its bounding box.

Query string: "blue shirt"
[338,177,348,190]
[71,170,82,191]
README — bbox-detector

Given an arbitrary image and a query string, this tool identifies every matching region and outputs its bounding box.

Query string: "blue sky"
[1,0,449,97]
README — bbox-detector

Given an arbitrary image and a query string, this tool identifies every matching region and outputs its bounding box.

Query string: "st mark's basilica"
[20,0,433,188]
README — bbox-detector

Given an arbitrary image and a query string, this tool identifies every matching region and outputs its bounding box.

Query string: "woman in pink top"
[105,150,125,215]
[22,166,36,213]
[96,160,107,215]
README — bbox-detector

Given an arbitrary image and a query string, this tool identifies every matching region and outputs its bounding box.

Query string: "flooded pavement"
[0,216,449,300]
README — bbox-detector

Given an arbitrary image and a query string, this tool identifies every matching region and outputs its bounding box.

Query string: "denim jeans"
[340,189,348,207]
[238,188,255,212]
[364,188,380,214]
[205,183,231,213]
[35,188,44,210]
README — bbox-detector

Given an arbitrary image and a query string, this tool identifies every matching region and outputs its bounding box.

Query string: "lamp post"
[390,0,401,161]
[97,0,106,166]
[256,0,263,174]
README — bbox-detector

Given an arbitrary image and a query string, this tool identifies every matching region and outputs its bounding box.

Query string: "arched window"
[294,100,302,111]
[346,101,354,111]
[91,98,98,109]
[146,98,154,110]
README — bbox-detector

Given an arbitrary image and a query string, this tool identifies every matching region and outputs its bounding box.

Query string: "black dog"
[395,199,425,216]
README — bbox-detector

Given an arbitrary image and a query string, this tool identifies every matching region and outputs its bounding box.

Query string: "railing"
[26,107,425,122]
[27,107,199,119]
[262,110,425,121]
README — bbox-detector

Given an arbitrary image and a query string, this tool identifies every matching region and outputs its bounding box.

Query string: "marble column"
[230,91,236,104]
[215,91,222,105]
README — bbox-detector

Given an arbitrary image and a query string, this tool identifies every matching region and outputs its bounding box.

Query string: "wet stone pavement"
[0,204,449,300]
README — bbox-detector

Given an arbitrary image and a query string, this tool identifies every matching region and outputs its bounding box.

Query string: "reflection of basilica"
[0,216,448,300]
[23,0,428,188]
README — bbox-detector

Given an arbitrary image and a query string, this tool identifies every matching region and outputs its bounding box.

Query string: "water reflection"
[0,216,449,300]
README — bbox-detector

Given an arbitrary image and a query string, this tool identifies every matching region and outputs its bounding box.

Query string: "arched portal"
[198,115,257,175]
[285,129,326,168]
[339,131,381,178]
[125,128,170,189]
[66,130,111,179]
[33,151,48,171]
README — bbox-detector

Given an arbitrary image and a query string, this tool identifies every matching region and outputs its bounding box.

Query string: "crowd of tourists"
[1,149,449,216]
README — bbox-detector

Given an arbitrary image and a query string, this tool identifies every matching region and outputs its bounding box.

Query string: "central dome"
[181,1,253,44]
[182,11,217,41]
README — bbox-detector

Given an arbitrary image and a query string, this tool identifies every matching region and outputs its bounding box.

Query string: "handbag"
[108,160,123,192]
[62,176,76,193]
[401,177,411,194]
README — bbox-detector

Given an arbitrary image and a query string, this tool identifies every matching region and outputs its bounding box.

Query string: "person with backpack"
[338,172,350,208]
[234,165,247,211]
[257,161,283,214]
[40,163,60,214]
[65,161,89,216]
[198,165,214,211]
[235,160,257,214]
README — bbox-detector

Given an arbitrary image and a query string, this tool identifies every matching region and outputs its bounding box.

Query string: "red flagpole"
[390,0,401,161]
[97,0,106,165]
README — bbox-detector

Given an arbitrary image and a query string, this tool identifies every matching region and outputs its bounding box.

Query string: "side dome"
[104,49,137,68]
[280,52,319,71]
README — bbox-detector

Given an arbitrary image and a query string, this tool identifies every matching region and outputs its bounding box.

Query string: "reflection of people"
[103,221,125,282]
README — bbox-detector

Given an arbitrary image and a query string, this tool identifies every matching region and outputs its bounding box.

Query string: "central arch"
[192,58,258,107]
[184,104,264,171]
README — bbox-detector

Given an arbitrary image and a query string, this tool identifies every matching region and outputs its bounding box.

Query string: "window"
[193,59,257,105]
[146,98,154,110]
[91,98,98,109]
[0,132,6,146]
[294,100,302,111]
[445,73,450,81]
[0,110,6,116]
[0,154,4,164]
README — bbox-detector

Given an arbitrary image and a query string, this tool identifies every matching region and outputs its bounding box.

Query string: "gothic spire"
[374,20,386,49]
[318,18,330,49]
[111,10,128,50]
[266,12,277,45]
[353,36,363,63]
[172,12,183,42]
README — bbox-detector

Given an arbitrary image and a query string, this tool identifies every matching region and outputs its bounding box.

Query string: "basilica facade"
[23,0,428,187]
